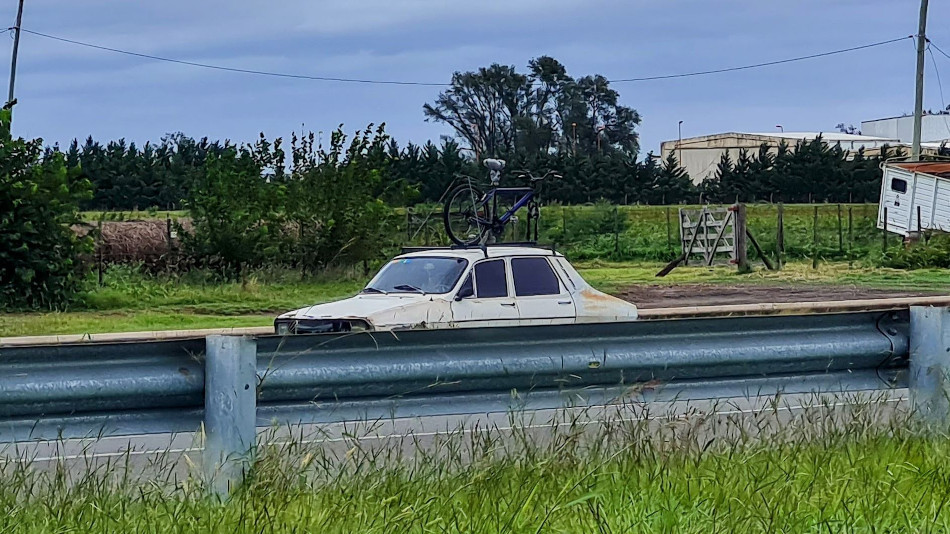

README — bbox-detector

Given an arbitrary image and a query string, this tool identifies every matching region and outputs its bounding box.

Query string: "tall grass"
[3,396,949,532]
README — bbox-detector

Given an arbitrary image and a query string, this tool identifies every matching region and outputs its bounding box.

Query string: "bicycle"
[442,158,560,246]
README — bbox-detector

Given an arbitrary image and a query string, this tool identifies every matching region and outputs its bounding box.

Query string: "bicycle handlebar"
[513,169,562,181]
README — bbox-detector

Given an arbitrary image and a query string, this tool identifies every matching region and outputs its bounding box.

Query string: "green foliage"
[703,139,899,204]
[67,133,227,211]
[881,234,950,269]
[284,124,400,272]
[182,125,401,278]
[181,136,284,279]
[424,56,640,158]
[0,109,92,310]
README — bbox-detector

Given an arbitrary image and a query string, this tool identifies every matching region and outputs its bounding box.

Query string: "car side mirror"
[455,285,474,301]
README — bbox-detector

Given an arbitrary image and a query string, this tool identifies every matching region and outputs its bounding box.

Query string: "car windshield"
[364,257,469,295]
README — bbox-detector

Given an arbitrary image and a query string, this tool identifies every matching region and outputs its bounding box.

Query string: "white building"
[861,114,950,145]
[659,132,905,185]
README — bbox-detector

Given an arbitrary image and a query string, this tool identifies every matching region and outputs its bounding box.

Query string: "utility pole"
[912,0,929,161]
[6,0,25,116]
[677,120,683,163]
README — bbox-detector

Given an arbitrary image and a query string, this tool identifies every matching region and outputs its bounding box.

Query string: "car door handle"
[500,302,516,307]
[558,301,571,305]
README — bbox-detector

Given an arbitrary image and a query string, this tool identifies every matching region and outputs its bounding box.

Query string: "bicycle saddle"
[483,158,506,172]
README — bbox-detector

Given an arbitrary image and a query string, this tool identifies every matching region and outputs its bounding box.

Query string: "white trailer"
[877,161,950,236]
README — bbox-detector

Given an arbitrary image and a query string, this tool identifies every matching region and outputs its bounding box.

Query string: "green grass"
[0,312,274,337]
[1,266,364,337]
[3,261,949,338]
[3,401,950,532]
[575,260,950,294]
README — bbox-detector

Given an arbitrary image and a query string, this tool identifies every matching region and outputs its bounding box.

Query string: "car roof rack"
[400,242,558,258]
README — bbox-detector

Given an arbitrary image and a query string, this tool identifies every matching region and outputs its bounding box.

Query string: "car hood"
[279,293,433,322]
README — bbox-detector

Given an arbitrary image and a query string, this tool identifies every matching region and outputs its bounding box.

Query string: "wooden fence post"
[666,206,673,256]
[812,205,819,269]
[96,218,104,287]
[776,203,785,270]
[848,206,854,269]
[735,204,750,273]
[836,204,843,254]
[883,206,888,253]
[613,205,620,255]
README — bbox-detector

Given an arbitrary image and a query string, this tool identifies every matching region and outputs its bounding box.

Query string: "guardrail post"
[204,335,257,499]
[910,307,950,427]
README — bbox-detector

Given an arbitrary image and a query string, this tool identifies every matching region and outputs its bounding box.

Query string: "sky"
[3,0,950,158]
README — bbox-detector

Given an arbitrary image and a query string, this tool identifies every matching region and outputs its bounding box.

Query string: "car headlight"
[274,320,295,335]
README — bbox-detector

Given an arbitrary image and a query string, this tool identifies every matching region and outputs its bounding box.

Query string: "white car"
[274,246,638,334]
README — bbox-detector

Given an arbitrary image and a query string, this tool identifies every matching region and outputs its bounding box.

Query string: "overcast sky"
[4,0,950,157]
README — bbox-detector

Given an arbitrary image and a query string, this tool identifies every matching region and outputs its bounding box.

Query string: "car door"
[450,259,520,327]
[510,256,575,325]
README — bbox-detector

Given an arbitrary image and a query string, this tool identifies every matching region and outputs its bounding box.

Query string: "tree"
[423,64,529,158]
[702,151,736,202]
[285,124,400,272]
[182,135,283,279]
[424,57,640,159]
[653,151,695,204]
[0,109,92,309]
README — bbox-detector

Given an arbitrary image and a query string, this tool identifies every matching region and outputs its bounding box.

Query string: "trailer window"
[891,178,907,194]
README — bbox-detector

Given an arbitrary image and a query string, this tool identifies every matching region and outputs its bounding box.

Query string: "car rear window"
[891,178,907,193]
[511,257,560,296]
[474,260,507,298]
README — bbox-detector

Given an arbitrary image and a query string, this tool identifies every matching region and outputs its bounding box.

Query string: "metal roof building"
[659,131,919,185]
[861,114,950,145]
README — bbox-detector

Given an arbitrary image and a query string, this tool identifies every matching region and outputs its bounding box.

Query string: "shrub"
[0,109,92,309]
[881,234,950,269]
[181,136,284,279]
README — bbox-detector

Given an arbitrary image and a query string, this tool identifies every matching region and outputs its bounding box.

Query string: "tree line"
[701,138,908,204]
[59,132,912,211]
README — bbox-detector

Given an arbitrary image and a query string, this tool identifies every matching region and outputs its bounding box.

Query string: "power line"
[19,28,450,86]
[928,47,948,109]
[932,41,950,62]
[21,27,913,87]
[926,45,950,136]
[609,36,914,82]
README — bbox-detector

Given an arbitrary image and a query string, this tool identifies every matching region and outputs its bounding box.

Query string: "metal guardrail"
[0,310,912,442]
[5,307,949,497]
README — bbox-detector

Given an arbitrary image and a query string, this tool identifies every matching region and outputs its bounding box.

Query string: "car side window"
[474,260,508,298]
[511,257,561,296]
[457,273,474,298]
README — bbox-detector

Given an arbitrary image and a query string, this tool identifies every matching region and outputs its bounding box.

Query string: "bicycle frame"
[479,187,534,225]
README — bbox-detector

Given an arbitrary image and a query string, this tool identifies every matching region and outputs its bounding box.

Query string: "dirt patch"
[618,284,945,309]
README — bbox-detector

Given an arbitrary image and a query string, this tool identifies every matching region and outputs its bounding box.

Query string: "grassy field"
[2,261,949,338]
[3,403,950,532]
[406,202,887,263]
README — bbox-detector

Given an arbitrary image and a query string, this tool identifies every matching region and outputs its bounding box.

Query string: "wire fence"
[85,203,900,282]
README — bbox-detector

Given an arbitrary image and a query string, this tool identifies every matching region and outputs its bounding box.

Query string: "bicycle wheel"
[443,184,490,246]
